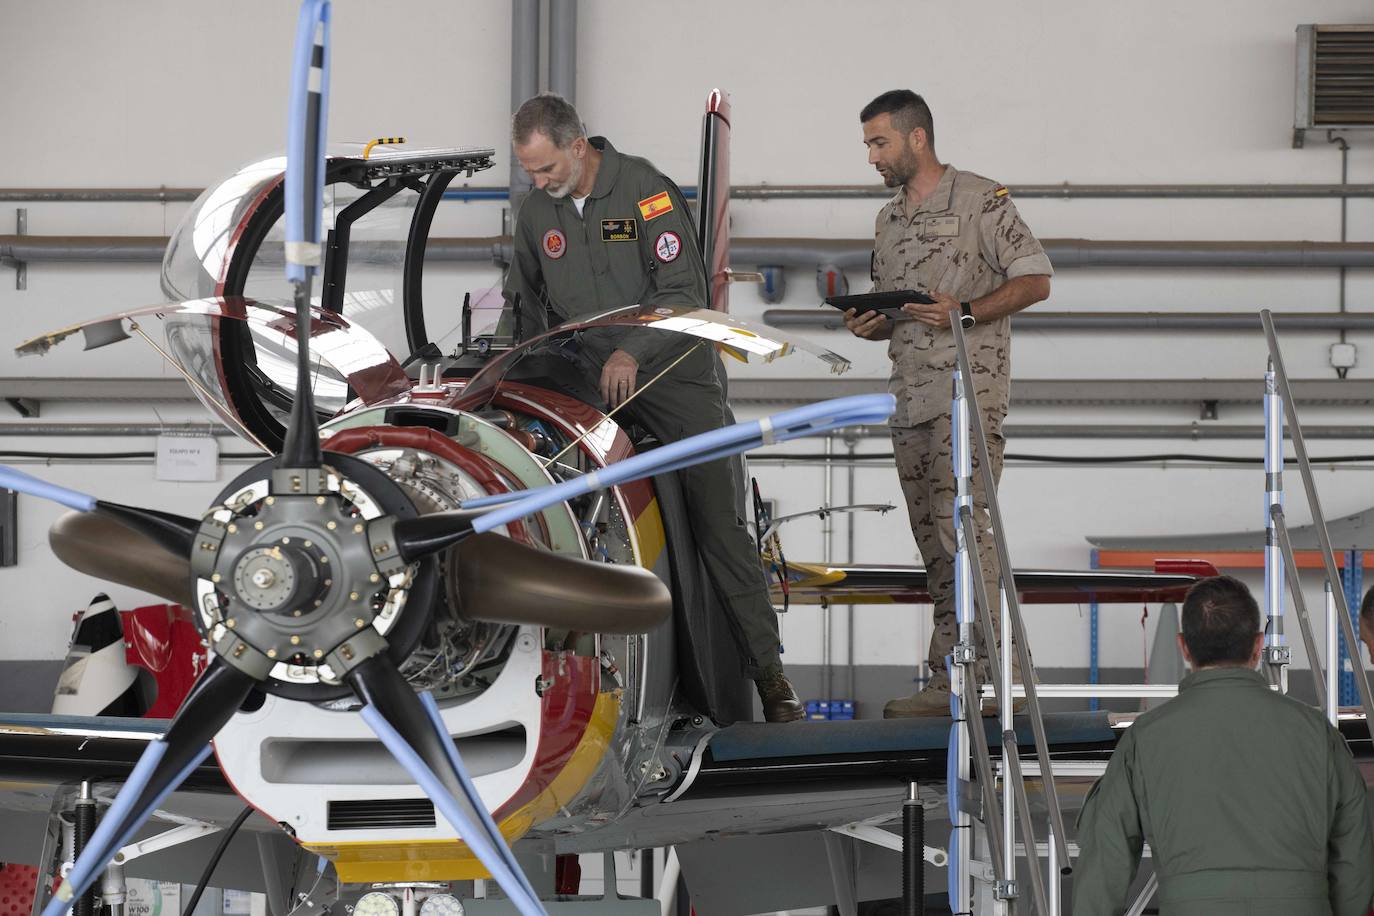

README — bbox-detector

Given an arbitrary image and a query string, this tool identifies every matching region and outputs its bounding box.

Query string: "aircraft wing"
[771,560,1217,605]
[0,713,314,897]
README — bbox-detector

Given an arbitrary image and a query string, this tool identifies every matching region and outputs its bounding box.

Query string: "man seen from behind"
[1073,576,1374,915]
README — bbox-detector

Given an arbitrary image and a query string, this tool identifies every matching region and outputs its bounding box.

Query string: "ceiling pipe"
[7,235,1374,270]
[6,183,1374,204]
[762,310,1374,332]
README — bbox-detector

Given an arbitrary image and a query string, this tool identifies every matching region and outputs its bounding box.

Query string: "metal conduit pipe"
[734,238,1374,271]
[8,235,1374,269]
[509,0,540,213]
[0,423,1370,440]
[548,0,577,104]
[0,236,169,262]
[763,310,1374,332]
[0,188,203,203]
[7,183,1374,203]
[0,424,230,437]
[729,183,1374,200]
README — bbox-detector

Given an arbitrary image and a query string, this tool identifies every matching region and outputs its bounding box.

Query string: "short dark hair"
[1361,585,1374,631]
[1181,576,1261,667]
[511,93,585,149]
[860,90,935,146]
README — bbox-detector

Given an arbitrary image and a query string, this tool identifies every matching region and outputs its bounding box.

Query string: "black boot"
[755,665,805,723]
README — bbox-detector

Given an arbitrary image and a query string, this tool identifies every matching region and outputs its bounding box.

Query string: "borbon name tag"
[156,435,219,482]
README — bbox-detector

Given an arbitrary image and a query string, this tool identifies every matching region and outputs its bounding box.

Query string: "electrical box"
[1295,25,1374,147]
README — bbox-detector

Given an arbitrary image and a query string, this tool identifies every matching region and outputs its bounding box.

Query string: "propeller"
[25,4,548,913]
[2,4,898,912]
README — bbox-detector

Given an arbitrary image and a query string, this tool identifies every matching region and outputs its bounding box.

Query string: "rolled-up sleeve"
[978,192,1053,279]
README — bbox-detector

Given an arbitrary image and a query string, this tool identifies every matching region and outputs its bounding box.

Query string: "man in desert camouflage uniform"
[845,90,1053,717]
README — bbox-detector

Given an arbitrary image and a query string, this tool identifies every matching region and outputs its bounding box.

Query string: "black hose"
[903,789,924,916]
[182,806,254,916]
[73,798,96,916]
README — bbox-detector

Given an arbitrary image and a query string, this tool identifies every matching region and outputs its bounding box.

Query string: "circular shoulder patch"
[542,228,567,260]
[654,230,682,263]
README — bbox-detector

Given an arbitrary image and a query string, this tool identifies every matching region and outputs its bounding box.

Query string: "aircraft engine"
[208,396,653,883]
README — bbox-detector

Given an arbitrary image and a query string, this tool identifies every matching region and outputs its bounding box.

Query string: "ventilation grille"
[327,798,436,831]
[1298,25,1374,131]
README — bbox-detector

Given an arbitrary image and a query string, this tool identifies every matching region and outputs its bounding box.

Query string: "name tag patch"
[601,218,638,242]
[925,216,960,237]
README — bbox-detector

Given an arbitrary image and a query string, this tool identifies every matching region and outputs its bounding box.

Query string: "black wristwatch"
[959,301,976,328]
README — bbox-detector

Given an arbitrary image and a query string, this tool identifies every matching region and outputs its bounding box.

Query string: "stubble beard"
[883,146,919,188]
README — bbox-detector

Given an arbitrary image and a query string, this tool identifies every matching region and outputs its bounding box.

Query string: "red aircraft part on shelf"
[118,603,207,719]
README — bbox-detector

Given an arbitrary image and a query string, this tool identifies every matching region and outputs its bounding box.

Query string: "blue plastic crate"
[804,699,855,720]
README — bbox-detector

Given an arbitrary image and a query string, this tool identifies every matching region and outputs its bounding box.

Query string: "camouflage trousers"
[891,410,1011,686]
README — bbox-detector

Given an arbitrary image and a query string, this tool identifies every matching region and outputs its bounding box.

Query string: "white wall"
[1,1,1372,678]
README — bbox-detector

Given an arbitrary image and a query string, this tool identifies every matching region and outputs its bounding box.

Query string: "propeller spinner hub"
[232,542,325,614]
[191,463,417,691]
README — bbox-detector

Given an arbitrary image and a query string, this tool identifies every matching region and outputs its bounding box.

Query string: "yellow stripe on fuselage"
[632,497,665,569]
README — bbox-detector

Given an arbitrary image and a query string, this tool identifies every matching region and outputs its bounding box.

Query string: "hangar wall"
[1,2,1371,710]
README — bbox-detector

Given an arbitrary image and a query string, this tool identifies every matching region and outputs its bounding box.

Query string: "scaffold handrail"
[1261,308,1374,727]
[950,310,1073,874]
[959,507,1051,915]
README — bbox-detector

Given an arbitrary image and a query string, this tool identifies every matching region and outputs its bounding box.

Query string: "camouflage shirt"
[872,165,1053,428]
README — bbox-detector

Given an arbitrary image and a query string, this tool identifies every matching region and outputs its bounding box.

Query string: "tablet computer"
[823,289,935,320]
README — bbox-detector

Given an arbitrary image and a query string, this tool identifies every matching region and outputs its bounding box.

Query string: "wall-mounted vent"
[327,798,436,831]
[1295,25,1374,146]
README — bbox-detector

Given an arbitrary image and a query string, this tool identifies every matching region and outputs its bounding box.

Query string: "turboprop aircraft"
[0,5,1280,915]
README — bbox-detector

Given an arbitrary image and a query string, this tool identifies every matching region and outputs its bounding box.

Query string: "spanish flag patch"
[637,190,674,221]
[993,186,1009,197]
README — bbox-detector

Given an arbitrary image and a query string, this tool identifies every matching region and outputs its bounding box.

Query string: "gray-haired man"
[502,93,804,723]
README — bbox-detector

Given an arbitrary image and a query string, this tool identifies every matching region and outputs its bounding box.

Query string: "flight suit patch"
[654,231,682,263]
[601,218,638,242]
[638,191,674,221]
[542,228,567,259]
[926,216,960,237]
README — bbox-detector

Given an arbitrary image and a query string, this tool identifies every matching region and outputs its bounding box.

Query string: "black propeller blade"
[346,654,473,802]
[393,510,480,563]
[346,653,544,914]
[92,501,200,558]
[50,511,196,607]
[46,657,256,916]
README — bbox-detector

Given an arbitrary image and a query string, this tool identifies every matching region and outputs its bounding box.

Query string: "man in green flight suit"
[1073,576,1373,915]
[501,93,804,723]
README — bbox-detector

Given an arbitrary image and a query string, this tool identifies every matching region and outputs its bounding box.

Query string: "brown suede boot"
[755,666,805,723]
